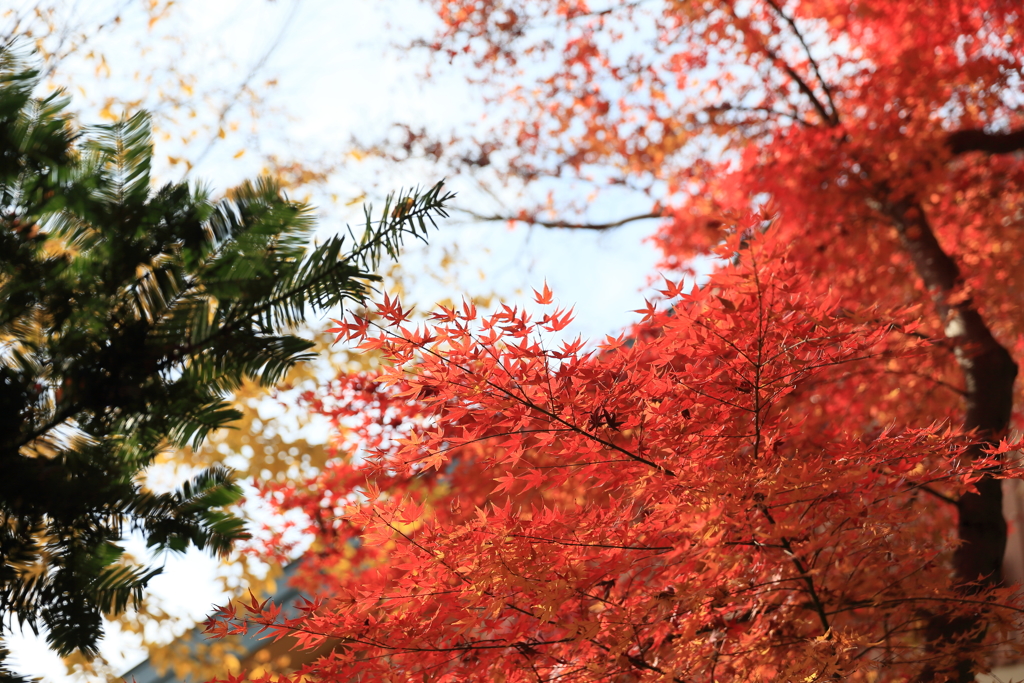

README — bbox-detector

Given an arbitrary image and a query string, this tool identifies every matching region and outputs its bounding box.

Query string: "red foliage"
[206,230,1024,681]
[205,2,1024,680]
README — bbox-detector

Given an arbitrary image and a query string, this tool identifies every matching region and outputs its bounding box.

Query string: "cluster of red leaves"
[413,1,1024,402]
[205,230,1024,682]
[421,0,1023,270]
[199,1,1024,680]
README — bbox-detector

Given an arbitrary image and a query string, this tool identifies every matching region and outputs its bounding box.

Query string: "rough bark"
[886,198,1018,682]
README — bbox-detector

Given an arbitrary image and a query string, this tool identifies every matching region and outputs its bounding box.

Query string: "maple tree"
[201,1,1024,680]
[208,230,1023,681]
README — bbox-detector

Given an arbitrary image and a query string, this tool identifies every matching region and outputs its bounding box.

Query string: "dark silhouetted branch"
[947,128,1024,156]
[457,207,662,231]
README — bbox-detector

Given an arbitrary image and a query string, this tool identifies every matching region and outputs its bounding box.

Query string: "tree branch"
[947,128,1024,156]
[724,3,835,126]
[456,207,662,231]
[764,0,839,125]
[757,504,833,637]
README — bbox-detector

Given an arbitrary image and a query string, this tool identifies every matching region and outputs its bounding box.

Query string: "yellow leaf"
[233,149,246,159]
[223,653,240,673]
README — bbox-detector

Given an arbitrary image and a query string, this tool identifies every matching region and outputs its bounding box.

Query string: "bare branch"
[456,206,662,231]
[725,4,835,126]
[764,0,839,125]
[913,484,958,506]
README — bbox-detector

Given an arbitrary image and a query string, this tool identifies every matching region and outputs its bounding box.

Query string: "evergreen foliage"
[0,50,450,670]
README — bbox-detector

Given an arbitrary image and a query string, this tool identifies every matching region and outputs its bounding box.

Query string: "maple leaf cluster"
[203,1,1024,680]
[205,230,1024,681]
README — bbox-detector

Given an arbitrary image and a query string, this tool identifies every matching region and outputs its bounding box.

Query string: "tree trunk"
[886,198,1018,682]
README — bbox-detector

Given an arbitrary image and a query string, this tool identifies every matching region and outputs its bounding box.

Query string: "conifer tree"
[0,50,450,671]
